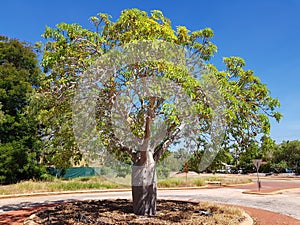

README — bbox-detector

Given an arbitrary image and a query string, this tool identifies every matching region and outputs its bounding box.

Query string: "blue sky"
[0,0,299,143]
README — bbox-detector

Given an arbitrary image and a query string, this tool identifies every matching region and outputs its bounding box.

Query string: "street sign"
[252,159,263,191]
[252,159,262,170]
[184,162,189,173]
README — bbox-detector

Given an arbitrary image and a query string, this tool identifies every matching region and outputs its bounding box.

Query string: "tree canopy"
[34,8,281,174]
[271,140,300,173]
[0,35,43,184]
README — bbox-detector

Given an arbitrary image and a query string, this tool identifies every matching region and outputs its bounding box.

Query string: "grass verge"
[0,174,252,195]
[158,175,252,188]
[0,176,128,195]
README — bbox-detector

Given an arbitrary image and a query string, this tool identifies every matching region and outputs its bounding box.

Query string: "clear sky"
[0,0,299,143]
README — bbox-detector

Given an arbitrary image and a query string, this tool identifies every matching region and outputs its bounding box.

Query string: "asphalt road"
[0,179,300,219]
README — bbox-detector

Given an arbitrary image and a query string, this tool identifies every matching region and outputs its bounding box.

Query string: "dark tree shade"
[0,36,44,184]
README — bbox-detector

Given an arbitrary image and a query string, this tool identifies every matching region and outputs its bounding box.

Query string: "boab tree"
[34,9,281,215]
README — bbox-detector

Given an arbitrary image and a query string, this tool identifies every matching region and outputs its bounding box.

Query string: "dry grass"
[158,175,252,188]
[222,177,252,185]
[196,202,245,225]
[157,177,206,188]
[0,176,127,195]
[0,174,252,195]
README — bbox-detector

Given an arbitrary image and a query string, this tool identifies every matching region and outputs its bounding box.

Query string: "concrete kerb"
[243,187,300,195]
[241,211,254,225]
[242,190,283,195]
[0,188,131,200]
[2,183,298,199]
[222,181,254,187]
[259,176,300,181]
[0,185,224,200]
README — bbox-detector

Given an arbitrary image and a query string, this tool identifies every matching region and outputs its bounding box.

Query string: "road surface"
[0,179,299,219]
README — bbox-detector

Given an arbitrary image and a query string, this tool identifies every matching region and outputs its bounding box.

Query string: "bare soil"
[26,199,245,225]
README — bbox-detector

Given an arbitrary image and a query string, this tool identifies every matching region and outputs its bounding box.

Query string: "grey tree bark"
[132,150,157,215]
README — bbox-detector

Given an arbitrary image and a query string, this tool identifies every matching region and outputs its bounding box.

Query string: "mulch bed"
[24,199,245,225]
[1,199,300,225]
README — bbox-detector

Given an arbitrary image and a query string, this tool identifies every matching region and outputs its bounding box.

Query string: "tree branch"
[153,122,185,162]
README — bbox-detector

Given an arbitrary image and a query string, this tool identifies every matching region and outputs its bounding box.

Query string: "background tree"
[35,9,281,215]
[163,148,191,173]
[0,36,44,184]
[214,57,281,167]
[187,147,233,173]
[183,56,282,174]
[271,140,300,173]
[238,141,261,173]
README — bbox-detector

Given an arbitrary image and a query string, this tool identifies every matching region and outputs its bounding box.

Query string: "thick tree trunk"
[132,151,157,215]
[131,96,158,215]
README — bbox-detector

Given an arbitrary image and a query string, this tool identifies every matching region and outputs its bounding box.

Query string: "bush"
[99,167,110,176]
[193,179,205,186]
[158,178,183,187]
[115,165,131,178]
[40,173,55,182]
[157,165,170,179]
[0,141,45,184]
[271,161,288,173]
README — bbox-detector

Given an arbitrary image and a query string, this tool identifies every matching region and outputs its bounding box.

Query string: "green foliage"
[36,8,281,176]
[158,178,184,187]
[99,166,110,176]
[114,164,131,178]
[235,139,300,174]
[0,103,4,123]
[36,9,218,167]
[271,160,288,173]
[272,140,300,173]
[0,36,44,184]
[158,149,191,173]
[40,173,55,182]
[0,141,42,184]
[229,137,279,173]
[193,179,205,186]
[156,165,171,179]
[237,142,261,173]
[187,148,233,173]
[216,56,282,155]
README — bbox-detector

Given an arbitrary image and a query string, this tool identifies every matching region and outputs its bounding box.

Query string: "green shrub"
[99,167,110,176]
[157,165,170,179]
[158,178,183,187]
[40,173,55,182]
[193,179,205,186]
